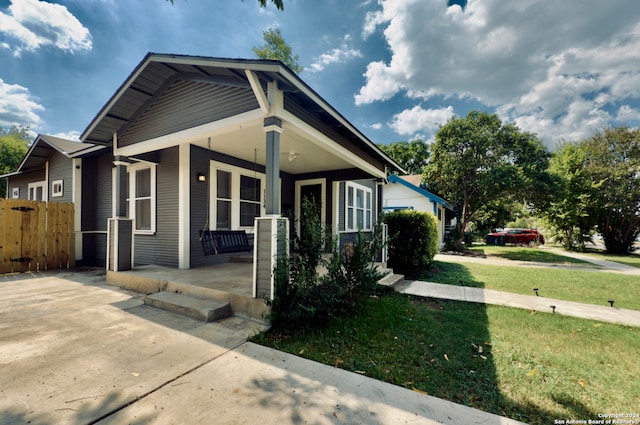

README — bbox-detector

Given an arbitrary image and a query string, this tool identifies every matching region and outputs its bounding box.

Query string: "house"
[2,134,99,263]
[382,174,453,249]
[29,52,405,297]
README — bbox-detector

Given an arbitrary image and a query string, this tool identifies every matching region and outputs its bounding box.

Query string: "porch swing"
[199,138,253,256]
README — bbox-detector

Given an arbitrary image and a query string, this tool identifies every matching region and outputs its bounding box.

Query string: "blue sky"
[2,0,640,150]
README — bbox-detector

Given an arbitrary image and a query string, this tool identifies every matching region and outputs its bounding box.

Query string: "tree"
[377,140,429,175]
[422,111,551,251]
[0,126,30,198]
[543,142,598,251]
[582,126,640,254]
[167,0,286,10]
[252,27,303,74]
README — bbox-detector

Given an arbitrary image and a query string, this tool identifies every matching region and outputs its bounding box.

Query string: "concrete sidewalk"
[396,280,640,327]
[0,271,526,425]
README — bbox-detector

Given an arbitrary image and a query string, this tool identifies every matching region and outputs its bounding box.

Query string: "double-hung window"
[211,161,265,230]
[345,182,372,231]
[126,162,156,234]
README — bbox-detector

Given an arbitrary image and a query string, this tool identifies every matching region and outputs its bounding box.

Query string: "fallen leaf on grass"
[578,379,585,388]
[480,355,488,360]
[298,349,304,355]
[444,354,450,361]
[527,369,536,376]
[355,370,366,375]
[412,387,429,395]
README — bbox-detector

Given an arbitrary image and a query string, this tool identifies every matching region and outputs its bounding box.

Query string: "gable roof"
[388,174,451,209]
[0,134,94,178]
[80,52,404,173]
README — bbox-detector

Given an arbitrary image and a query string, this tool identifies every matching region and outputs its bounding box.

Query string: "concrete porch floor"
[106,260,269,321]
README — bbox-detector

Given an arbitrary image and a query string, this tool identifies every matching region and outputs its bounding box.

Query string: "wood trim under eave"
[280,110,387,179]
[114,109,264,158]
[245,70,269,115]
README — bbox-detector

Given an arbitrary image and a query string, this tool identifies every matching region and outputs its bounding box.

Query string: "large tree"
[0,127,30,198]
[252,27,302,74]
[377,140,429,175]
[543,142,598,251]
[583,126,640,254]
[423,111,551,251]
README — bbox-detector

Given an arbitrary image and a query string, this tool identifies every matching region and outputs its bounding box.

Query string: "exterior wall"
[47,151,73,203]
[133,147,180,267]
[383,184,435,213]
[81,153,113,267]
[7,169,45,200]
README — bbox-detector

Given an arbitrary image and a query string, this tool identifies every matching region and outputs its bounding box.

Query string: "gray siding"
[7,169,45,200]
[48,151,72,203]
[119,81,258,147]
[134,147,179,267]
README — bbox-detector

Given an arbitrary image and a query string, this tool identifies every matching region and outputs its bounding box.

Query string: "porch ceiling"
[191,121,353,175]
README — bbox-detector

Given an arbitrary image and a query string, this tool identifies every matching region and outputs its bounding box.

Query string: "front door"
[295,179,326,240]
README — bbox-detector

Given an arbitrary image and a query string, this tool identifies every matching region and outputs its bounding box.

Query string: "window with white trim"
[52,180,63,197]
[345,182,372,231]
[126,163,156,234]
[211,161,266,230]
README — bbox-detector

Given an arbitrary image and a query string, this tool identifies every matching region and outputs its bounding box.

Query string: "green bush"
[266,198,385,330]
[383,210,438,275]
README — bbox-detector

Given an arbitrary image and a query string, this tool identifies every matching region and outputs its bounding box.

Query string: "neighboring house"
[69,52,403,278]
[1,134,97,262]
[382,174,453,249]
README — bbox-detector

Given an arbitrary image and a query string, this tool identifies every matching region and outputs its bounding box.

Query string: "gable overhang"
[81,53,404,178]
[3,134,94,176]
[388,174,452,209]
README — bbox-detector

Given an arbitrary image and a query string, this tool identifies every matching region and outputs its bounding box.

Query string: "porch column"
[113,155,129,218]
[263,116,282,215]
[108,154,133,271]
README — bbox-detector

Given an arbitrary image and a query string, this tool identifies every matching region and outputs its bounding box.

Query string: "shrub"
[265,198,385,330]
[383,210,438,275]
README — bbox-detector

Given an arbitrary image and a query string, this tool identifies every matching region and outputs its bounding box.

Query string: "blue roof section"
[388,174,452,210]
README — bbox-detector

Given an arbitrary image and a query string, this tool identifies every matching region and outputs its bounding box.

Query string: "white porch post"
[178,144,190,269]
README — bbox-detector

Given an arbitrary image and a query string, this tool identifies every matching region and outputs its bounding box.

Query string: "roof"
[0,134,94,178]
[388,174,451,209]
[80,52,404,173]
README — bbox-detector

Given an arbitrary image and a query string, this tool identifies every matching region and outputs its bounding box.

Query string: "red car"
[486,228,545,246]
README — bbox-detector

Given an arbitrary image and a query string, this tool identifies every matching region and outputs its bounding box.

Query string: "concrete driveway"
[0,270,525,425]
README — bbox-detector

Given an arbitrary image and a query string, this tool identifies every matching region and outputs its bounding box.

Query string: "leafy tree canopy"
[423,111,551,251]
[0,126,30,198]
[377,140,430,176]
[252,27,303,74]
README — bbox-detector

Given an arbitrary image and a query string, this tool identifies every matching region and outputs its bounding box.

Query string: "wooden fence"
[0,199,75,274]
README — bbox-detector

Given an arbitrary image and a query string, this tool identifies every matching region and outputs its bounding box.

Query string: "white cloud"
[0,0,92,56]
[0,78,43,130]
[370,122,382,130]
[308,38,363,73]
[617,105,640,122]
[51,130,81,141]
[357,0,640,146]
[390,105,454,135]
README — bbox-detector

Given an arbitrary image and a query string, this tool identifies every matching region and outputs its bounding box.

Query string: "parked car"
[486,228,545,246]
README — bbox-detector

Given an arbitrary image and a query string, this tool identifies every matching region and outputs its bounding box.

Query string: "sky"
[2,0,640,150]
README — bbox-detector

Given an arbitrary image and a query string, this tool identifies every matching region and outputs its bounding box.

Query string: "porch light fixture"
[288,152,298,162]
[197,173,206,182]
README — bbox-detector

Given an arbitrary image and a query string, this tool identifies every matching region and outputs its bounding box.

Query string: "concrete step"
[378,273,405,288]
[144,291,232,322]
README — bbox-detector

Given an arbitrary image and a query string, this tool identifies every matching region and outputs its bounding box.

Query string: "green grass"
[468,245,594,265]
[422,261,640,310]
[582,249,640,269]
[251,293,640,425]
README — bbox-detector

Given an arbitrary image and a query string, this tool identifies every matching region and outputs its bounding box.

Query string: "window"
[28,181,46,201]
[11,187,19,199]
[126,163,156,234]
[51,180,63,197]
[211,161,266,230]
[240,175,261,227]
[345,182,372,231]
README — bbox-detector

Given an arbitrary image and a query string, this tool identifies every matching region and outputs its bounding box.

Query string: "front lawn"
[251,293,640,425]
[422,260,640,310]
[582,249,640,269]
[467,245,594,265]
